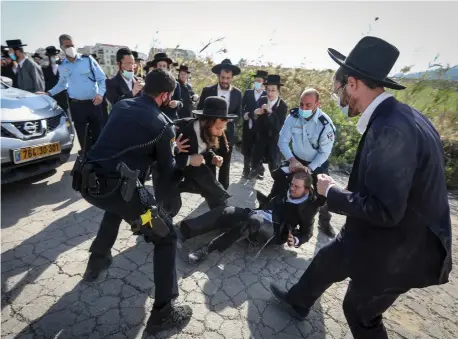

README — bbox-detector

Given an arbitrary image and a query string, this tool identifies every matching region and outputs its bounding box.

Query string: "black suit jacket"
[42,65,68,111]
[327,96,452,290]
[197,84,242,145]
[242,89,266,147]
[174,118,229,170]
[177,81,195,119]
[161,83,183,121]
[253,96,288,139]
[105,72,142,106]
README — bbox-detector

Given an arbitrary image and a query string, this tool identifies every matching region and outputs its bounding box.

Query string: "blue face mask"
[122,70,134,80]
[299,108,314,119]
[254,82,262,90]
[9,53,16,61]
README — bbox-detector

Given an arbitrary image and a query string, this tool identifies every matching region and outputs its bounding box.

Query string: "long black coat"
[105,72,142,106]
[241,89,266,154]
[177,81,195,119]
[327,96,452,290]
[197,84,242,146]
[42,65,69,111]
[252,96,288,139]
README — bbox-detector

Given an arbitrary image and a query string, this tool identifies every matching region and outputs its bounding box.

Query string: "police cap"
[144,68,176,96]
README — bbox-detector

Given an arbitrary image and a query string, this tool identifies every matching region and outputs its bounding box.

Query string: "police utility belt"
[70,123,172,239]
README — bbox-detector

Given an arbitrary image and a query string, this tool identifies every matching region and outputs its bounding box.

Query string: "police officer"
[40,34,107,149]
[270,88,336,237]
[76,69,192,334]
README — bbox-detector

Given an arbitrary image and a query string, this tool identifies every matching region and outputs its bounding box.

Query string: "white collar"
[268,96,279,107]
[356,92,393,134]
[286,190,309,204]
[18,57,27,67]
[217,84,231,93]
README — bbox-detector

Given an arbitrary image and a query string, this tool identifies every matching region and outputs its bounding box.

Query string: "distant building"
[147,48,196,62]
[77,43,129,76]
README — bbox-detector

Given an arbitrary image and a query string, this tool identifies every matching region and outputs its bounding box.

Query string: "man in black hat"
[32,53,42,65]
[197,58,243,189]
[77,68,192,334]
[1,45,18,87]
[269,36,452,339]
[176,64,199,118]
[169,96,235,213]
[248,74,288,180]
[151,52,183,120]
[241,70,267,178]
[42,46,69,112]
[105,47,145,106]
[132,50,144,78]
[6,39,45,92]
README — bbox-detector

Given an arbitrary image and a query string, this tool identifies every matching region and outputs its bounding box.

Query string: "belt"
[292,152,310,167]
[69,98,93,103]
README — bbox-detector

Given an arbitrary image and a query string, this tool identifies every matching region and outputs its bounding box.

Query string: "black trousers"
[242,125,255,173]
[210,145,232,190]
[69,99,104,150]
[269,160,332,225]
[286,239,408,339]
[251,137,281,174]
[85,181,178,309]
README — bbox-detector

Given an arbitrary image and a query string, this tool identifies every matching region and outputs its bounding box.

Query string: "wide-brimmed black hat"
[152,52,173,66]
[192,96,237,119]
[6,39,27,48]
[132,51,144,61]
[32,53,42,59]
[211,59,241,76]
[264,74,283,87]
[45,46,60,56]
[328,36,405,90]
[176,64,191,73]
[253,70,268,79]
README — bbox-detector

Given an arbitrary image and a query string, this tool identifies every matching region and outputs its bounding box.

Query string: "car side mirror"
[1,76,13,87]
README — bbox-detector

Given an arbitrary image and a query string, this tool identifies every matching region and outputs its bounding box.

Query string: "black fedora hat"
[45,46,60,56]
[6,39,27,48]
[328,36,405,90]
[192,96,238,119]
[176,64,191,73]
[253,70,268,79]
[32,53,42,59]
[152,52,173,66]
[132,51,144,61]
[1,45,8,52]
[211,59,241,76]
[264,74,283,87]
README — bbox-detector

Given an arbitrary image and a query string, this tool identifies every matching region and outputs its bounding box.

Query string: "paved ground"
[1,145,457,339]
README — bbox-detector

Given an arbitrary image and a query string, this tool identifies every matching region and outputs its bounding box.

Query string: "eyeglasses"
[331,84,346,101]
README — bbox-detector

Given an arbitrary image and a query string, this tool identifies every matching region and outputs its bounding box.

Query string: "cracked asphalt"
[1,146,457,339]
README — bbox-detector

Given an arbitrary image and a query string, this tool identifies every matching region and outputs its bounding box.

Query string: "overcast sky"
[2,1,457,73]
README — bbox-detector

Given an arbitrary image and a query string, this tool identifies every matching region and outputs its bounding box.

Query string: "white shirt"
[267,96,279,111]
[18,58,26,68]
[186,120,208,166]
[254,89,263,102]
[51,63,58,76]
[122,76,133,91]
[356,91,393,135]
[325,91,393,197]
[217,84,231,108]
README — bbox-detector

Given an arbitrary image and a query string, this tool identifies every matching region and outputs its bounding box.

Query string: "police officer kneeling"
[72,68,192,334]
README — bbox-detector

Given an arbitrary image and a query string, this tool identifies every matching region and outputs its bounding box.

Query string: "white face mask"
[337,85,350,117]
[64,47,77,58]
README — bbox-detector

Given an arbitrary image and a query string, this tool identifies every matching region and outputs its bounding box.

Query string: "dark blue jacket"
[88,94,177,203]
[328,96,452,290]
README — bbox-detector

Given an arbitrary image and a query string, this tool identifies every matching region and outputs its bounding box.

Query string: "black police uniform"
[80,94,179,309]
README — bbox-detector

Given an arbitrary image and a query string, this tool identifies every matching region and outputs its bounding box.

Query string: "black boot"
[270,283,309,320]
[145,302,192,334]
[318,204,335,237]
[188,245,209,265]
[83,252,112,282]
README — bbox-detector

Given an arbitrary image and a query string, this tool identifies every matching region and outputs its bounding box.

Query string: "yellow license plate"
[13,142,61,164]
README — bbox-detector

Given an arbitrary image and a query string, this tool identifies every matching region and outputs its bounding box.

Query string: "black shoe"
[257,173,264,180]
[83,253,112,282]
[145,303,192,334]
[242,168,250,179]
[318,221,336,237]
[188,245,209,265]
[248,169,258,180]
[270,282,309,320]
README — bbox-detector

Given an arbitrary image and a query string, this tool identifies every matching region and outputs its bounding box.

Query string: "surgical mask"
[50,57,57,64]
[9,53,16,61]
[254,82,262,90]
[64,47,77,58]
[337,96,350,117]
[299,108,314,119]
[122,70,134,80]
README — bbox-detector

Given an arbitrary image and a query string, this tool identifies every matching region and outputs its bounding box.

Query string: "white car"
[1,76,75,184]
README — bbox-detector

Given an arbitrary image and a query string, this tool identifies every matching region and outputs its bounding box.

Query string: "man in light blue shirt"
[42,34,107,149]
[270,88,336,237]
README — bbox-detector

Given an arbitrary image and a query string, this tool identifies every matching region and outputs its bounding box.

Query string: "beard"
[219,82,230,90]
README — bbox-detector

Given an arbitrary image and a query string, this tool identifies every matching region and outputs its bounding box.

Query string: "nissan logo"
[23,122,37,134]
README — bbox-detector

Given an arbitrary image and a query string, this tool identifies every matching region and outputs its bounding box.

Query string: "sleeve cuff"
[294,236,300,246]
[186,156,190,167]
[325,184,336,197]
